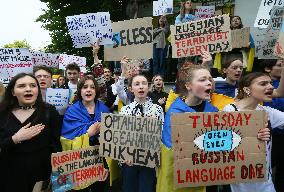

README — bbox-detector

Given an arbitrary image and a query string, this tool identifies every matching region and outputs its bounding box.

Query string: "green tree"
[36,0,129,68]
[3,39,31,48]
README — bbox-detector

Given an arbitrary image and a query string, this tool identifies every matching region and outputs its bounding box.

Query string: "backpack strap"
[230,103,238,111]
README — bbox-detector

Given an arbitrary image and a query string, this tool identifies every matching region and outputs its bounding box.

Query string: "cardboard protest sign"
[66,12,112,48]
[231,27,250,49]
[46,88,69,115]
[171,14,231,58]
[51,146,105,191]
[104,17,153,61]
[32,51,59,68]
[270,6,284,30]
[171,111,266,188]
[254,0,284,28]
[99,113,162,168]
[254,26,280,59]
[153,0,173,16]
[274,17,284,58]
[0,48,33,79]
[58,54,86,73]
[195,6,215,19]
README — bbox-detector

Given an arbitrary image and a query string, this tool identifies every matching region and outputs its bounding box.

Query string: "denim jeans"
[153,44,168,77]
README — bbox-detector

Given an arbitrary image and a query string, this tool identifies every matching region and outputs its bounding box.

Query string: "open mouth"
[40,82,46,86]
[264,90,273,97]
[205,88,211,94]
[24,94,33,99]
[85,93,92,97]
[138,91,145,95]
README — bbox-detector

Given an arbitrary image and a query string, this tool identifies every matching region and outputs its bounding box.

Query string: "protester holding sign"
[34,65,53,101]
[223,72,284,192]
[0,73,61,192]
[175,0,196,24]
[119,74,164,192]
[157,65,218,192]
[61,75,109,191]
[153,15,170,77]
[262,59,284,192]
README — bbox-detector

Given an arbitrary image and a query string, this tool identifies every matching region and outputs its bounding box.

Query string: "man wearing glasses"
[34,65,53,101]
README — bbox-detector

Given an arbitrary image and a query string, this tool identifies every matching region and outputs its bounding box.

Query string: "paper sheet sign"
[255,26,280,59]
[51,146,105,191]
[32,51,59,68]
[195,6,215,19]
[66,12,113,48]
[270,6,284,30]
[171,111,266,188]
[254,0,284,28]
[104,17,153,61]
[99,113,162,168]
[58,54,86,73]
[0,48,33,79]
[153,0,173,16]
[274,17,284,58]
[170,14,232,58]
[46,88,69,115]
[231,27,250,49]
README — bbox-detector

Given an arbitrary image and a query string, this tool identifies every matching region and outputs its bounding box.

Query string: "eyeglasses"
[36,75,51,79]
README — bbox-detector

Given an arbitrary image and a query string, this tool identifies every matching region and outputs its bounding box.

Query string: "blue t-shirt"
[215,81,237,98]
[175,14,196,24]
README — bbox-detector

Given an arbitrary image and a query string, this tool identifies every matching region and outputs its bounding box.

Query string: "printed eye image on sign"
[171,111,267,188]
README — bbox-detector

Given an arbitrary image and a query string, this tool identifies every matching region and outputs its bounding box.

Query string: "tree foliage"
[36,0,129,67]
[3,39,31,49]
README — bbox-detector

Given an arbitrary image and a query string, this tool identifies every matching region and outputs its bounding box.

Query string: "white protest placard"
[66,12,112,48]
[104,17,153,61]
[153,0,173,16]
[46,88,69,115]
[99,113,162,168]
[195,6,215,19]
[254,0,284,28]
[0,48,33,79]
[32,51,59,68]
[58,54,86,73]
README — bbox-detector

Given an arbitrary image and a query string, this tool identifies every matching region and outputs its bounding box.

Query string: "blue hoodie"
[162,97,218,148]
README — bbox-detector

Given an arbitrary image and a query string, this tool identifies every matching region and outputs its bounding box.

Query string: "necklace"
[18,105,35,110]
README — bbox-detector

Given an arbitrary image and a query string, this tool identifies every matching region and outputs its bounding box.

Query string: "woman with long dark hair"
[0,73,61,192]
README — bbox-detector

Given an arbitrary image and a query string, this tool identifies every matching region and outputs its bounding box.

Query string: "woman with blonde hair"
[175,0,196,24]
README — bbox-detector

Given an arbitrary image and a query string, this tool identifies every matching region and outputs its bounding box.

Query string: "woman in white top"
[119,74,164,192]
[223,72,284,192]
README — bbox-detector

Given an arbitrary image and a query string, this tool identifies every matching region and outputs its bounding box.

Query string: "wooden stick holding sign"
[51,146,106,191]
[171,111,266,188]
[170,14,232,58]
[99,113,162,168]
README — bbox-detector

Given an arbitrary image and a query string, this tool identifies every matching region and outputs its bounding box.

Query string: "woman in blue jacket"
[157,65,218,192]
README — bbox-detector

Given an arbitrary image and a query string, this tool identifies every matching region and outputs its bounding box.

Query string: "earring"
[245,91,251,97]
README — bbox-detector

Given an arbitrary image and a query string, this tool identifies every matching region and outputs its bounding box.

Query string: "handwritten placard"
[66,12,113,48]
[153,0,173,16]
[255,26,280,59]
[171,14,231,58]
[58,54,86,73]
[51,146,105,191]
[32,51,59,68]
[104,17,153,61]
[274,17,284,58]
[254,0,284,28]
[99,113,162,168]
[0,48,33,79]
[171,111,266,188]
[271,6,284,30]
[195,6,215,19]
[231,27,250,49]
[46,88,69,115]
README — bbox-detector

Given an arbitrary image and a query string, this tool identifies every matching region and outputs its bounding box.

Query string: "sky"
[0,0,51,50]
